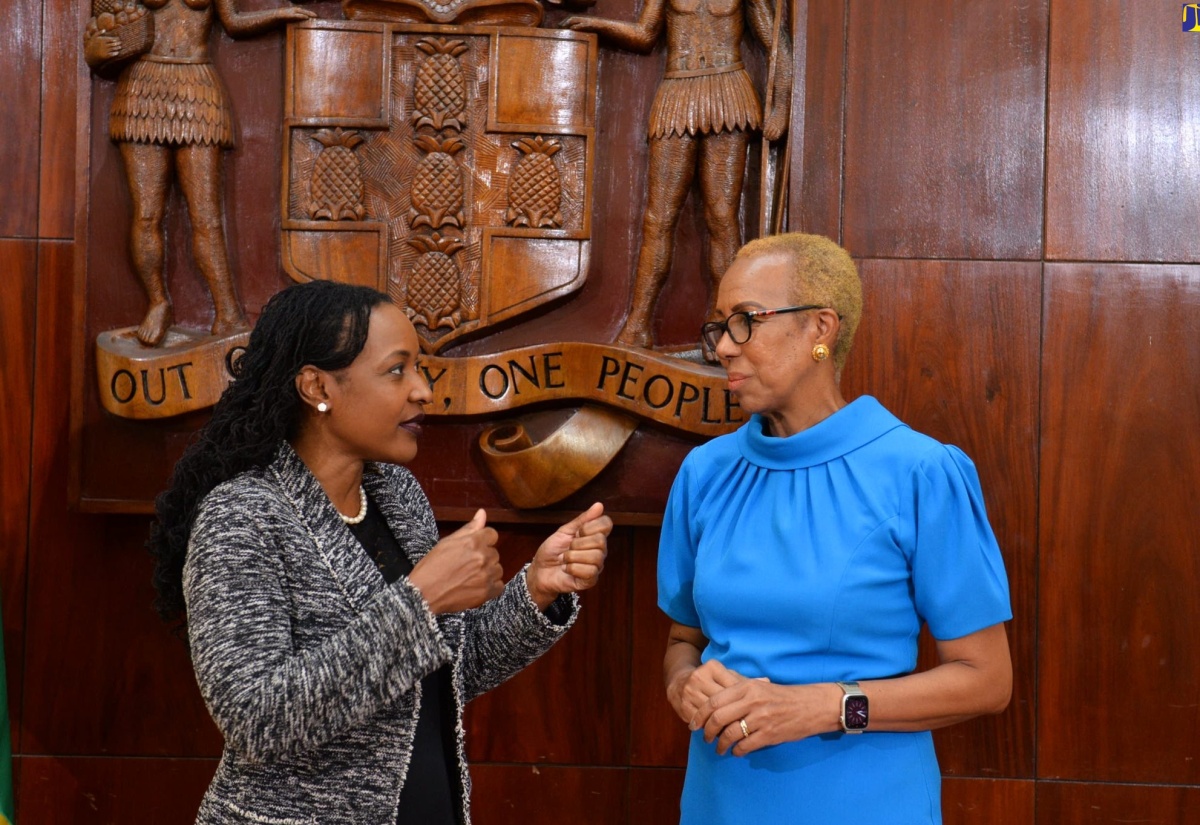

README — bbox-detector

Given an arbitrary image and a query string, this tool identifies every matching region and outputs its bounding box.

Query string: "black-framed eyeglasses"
[700,304,832,354]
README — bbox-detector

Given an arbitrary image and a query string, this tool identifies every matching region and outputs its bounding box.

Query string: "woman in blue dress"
[658,233,1013,824]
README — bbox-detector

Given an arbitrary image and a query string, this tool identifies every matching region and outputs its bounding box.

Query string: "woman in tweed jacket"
[149,280,612,824]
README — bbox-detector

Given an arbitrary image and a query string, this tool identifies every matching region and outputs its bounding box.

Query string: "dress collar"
[736,395,906,469]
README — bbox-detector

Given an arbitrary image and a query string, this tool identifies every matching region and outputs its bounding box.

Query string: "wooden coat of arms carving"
[75,0,779,511]
[281,19,596,354]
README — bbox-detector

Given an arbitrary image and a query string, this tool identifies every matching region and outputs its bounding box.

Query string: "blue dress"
[658,396,1012,824]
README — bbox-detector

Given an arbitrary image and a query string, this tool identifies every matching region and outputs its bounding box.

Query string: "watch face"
[843,696,869,730]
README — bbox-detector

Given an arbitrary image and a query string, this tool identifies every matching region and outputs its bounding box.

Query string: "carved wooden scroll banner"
[418,344,742,434]
[432,344,744,506]
[96,328,249,419]
[479,408,640,510]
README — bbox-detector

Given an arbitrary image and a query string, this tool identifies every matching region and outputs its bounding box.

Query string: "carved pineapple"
[407,233,466,330]
[506,136,563,228]
[410,135,465,230]
[310,128,366,221]
[413,38,469,133]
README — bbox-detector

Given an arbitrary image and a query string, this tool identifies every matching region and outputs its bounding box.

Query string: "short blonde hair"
[733,233,862,372]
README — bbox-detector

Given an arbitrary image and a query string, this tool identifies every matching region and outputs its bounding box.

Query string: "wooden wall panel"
[27,237,78,758]
[470,765,626,825]
[628,528,688,767]
[464,525,633,765]
[1038,264,1200,783]
[24,238,222,757]
[843,259,1041,778]
[629,768,684,824]
[942,778,1034,824]
[16,755,215,824]
[1037,781,1200,825]
[37,0,78,239]
[792,0,846,241]
[842,0,1047,259]
[21,513,221,756]
[1046,1,1200,262]
[0,0,41,239]
[0,240,37,752]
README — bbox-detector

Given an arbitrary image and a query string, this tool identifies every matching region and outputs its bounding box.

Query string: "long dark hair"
[148,280,391,626]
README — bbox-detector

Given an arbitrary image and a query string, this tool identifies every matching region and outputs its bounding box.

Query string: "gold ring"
[739,718,750,738]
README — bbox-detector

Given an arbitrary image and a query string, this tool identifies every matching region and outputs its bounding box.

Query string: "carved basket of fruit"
[85,2,154,72]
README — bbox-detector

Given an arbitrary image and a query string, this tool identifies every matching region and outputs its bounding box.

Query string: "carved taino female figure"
[564,0,791,349]
[85,0,314,347]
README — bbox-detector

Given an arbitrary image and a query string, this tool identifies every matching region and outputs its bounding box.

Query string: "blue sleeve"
[657,453,703,628]
[909,445,1013,640]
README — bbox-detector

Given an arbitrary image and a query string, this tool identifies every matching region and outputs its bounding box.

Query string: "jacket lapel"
[268,443,383,614]
[365,465,465,646]
[363,466,428,567]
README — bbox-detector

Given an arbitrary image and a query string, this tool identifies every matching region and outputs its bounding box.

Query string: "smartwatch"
[837,681,869,733]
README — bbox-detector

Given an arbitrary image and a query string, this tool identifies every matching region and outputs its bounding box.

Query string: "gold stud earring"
[812,344,830,362]
[317,402,329,413]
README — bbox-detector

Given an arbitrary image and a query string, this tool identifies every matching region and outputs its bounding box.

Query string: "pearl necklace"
[340,485,368,525]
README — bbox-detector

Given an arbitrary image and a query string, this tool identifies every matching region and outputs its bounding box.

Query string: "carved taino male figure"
[564,0,791,349]
[84,0,314,347]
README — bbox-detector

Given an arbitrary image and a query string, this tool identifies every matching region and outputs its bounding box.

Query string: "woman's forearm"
[459,569,575,702]
[663,622,706,712]
[848,623,1012,733]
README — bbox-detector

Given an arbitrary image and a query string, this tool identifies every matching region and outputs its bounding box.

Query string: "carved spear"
[758,0,806,237]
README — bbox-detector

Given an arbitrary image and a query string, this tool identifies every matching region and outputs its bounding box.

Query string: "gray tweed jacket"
[183,443,578,824]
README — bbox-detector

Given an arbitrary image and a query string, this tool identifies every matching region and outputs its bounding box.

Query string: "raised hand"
[408,509,504,614]
[526,502,612,609]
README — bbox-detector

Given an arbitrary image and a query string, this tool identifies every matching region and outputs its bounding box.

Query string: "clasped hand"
[669,660,831,757]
